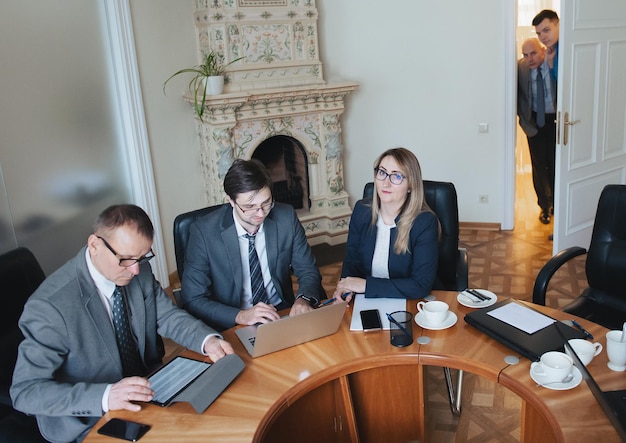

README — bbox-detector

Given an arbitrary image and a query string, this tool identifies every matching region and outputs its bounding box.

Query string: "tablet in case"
[464,298,586,361]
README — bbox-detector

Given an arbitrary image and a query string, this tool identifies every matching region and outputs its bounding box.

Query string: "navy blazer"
[10,247,219,443]
[341,199,439,299]
[181,202,325,330]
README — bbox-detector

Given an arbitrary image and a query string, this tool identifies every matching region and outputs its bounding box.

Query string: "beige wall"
[130,0,509,275]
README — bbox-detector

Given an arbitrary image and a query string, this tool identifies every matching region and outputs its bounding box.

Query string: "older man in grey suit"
[518,37,558,225]
[181,159,326,331]
[10,204,234,443]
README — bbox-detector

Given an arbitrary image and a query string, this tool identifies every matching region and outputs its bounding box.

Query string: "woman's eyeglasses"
[374,167,406,185]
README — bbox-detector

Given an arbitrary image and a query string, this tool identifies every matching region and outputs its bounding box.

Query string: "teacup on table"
[606,330,626,372]
[565,338,602,366]
[416,300,449,325]
[530,351,573,384]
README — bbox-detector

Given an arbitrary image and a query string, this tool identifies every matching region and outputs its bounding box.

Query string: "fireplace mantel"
[187,0,357,244]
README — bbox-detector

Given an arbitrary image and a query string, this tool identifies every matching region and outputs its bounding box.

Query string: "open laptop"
[235,300,348,357]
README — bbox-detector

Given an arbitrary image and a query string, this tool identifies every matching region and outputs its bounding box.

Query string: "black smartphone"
[97,418,151,442]
[360,309,382,331]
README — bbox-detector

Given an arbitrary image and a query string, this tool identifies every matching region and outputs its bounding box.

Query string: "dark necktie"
[536,68,545,128]
[111,286,144,377]
[245,234,268,305]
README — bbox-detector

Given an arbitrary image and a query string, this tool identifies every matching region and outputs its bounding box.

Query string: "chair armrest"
[456,248,469,292]
[532,246,587,305]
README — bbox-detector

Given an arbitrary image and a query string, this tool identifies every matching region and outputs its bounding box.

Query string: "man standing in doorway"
[517,37,557,224]
[533,9,560,84]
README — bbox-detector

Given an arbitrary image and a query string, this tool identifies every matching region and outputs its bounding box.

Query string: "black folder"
[464,298,586,361]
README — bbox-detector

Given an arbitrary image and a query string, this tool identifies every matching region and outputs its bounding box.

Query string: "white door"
[553,0,626,252]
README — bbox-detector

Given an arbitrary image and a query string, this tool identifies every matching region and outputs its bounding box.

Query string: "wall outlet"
[479,194,489,203]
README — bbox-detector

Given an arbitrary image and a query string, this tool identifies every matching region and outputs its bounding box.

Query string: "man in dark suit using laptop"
[181,159,326,331]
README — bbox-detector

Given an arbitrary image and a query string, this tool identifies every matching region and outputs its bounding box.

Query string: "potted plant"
[163,51,244,121]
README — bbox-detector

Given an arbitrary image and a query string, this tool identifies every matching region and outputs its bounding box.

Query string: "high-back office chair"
[0,247,48,442]
[363,180,468,415]
[532,184,626,330]
[172,204,224,304]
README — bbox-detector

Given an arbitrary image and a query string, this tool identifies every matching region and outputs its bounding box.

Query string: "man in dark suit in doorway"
[517,37,557,224]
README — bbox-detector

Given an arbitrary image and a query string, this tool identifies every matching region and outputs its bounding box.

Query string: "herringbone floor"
[315,170,587,442]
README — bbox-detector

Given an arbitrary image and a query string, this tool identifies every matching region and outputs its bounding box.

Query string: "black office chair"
[363,180,468,415]
[533,184,626,330]
[0,247,48,442]
[172,204,224,304]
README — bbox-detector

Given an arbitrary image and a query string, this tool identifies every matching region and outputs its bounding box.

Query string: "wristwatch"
[296,294,319,307]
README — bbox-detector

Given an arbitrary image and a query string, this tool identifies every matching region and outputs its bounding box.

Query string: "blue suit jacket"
[10,248,219,443]
[180,203,325,330]
[341,200,439,299]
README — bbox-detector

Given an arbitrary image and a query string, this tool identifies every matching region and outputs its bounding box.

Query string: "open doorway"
[515,0,559,238]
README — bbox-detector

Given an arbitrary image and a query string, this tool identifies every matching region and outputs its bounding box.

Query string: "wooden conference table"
[86,292,625,442]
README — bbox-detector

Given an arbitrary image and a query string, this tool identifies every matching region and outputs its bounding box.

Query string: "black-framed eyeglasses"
[97,236,155,267]
[374,167,406,185]
[234,200,275,214]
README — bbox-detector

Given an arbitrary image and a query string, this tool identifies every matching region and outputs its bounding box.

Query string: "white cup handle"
[593,342,603,356]
[417,301,426,313]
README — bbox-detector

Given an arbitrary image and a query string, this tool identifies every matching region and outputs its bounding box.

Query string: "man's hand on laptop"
[289,297,316,316]
[236,302,280,325]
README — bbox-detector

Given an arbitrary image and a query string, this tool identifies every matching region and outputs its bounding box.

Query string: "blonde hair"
[371,148,432,254]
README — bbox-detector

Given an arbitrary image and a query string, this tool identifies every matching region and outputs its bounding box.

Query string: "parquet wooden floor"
[314,169,587,442]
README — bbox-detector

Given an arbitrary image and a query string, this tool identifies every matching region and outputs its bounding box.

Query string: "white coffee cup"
[606,330,626,372]
[530,351,573,383]
[416,300,449,325]
[565,338,602,366]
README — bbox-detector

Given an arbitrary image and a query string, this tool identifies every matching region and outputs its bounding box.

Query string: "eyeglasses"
[234,200,275,214]
[97,236,155,267]
[374,167,406,185]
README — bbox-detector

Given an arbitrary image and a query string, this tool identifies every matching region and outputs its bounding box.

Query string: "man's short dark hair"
[93,204,154,240]
[532,9,559,26]
[223,159,273,200]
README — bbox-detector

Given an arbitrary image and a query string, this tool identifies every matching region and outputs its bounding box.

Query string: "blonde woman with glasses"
[333,148,439,301]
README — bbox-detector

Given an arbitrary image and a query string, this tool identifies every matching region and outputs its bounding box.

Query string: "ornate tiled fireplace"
[189,0,357,245]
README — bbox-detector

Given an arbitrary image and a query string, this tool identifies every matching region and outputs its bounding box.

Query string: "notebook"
[235,300,348,357]
[349,294,407,330]
[464,298,586,361]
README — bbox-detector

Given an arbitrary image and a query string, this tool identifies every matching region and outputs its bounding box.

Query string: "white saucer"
[530,366,583,390]
[457,289,497,308]
[415,311,458,330]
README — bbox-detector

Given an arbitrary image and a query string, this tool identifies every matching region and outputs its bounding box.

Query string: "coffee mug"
[565,338,602,366]
[530,351,573,383]
[606,330,626,372]
[416,300,449,325]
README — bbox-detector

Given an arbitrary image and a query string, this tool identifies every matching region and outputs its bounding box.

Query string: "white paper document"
[349,294,407,330]
[487,302,555,334]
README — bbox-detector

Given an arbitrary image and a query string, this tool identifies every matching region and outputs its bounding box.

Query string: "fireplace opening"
[252,135,310,211]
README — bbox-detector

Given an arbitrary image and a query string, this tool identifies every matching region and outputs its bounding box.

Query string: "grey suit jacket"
[10,247,220,443]
[180,202,325,330]
[517,58,558,138]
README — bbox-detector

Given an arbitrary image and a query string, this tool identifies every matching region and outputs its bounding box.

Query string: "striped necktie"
[111,286,144,376]
[245,234,268,305]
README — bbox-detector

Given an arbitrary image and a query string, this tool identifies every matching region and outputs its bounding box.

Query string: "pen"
[571,319,594,340]
[317,292,351,308]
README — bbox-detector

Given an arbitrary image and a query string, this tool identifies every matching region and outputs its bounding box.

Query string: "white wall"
[130,0,510,275]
